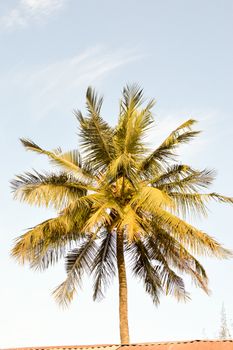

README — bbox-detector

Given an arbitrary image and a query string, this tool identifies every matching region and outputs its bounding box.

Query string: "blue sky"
[1,0,233,348]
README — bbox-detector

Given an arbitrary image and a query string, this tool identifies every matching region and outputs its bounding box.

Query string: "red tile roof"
[5,340,233,350]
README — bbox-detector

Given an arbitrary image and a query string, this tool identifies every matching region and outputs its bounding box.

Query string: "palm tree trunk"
[116,230,130,344]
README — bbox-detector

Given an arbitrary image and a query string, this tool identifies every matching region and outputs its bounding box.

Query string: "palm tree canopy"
[11,85,233,307]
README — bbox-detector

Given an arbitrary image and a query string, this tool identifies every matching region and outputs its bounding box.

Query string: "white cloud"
[1,0,66,28]
[1,46,142,120]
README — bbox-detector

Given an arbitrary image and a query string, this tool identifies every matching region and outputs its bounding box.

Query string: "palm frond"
[128,238,162,304]
[147,233,209,294]
[11,215,82,266]
[92,230,116,301]
[169,192,233,219]
[131,185,173,213]
[11,171,87,210]
[84,201,119,232]
[120,205,145,241]
[121,84,144,113]
[106,154,140,187]
[205,192,233,204]
[140,119,199,173]
[169,192,208,218]
[53,235,97,307]
[75,87,114,171]
[153,208,232,258]
[20,139,92,181]
[143,236,190,301]
[152,165,215,192]
[114,85,154,160]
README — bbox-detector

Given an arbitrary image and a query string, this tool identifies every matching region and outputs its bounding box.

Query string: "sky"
[1,0,233,348]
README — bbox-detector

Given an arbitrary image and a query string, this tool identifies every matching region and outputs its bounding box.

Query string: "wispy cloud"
[1,0,66,28]
[1,46,142,120]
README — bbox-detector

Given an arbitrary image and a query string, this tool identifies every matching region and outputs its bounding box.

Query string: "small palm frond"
[86,86,104,116]
[205,192,233,204]
[92,230,116,301]
[60,191,116,225]
[121,84,144,113]
[169,192,233,219]
[152,165,215,192]
[80,191,122,232]
[11,171,87,210]
[53,235,97,307]
[20,139,92,181]
[128,238,162,304]
[157,264,189,301]
[140,119,199,173]
[75,87,114,171]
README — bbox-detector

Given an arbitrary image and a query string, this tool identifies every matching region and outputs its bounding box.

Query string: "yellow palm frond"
[11,215,77,265]
[169,192,233,219]
[154,207,232,258]
[131,185,174,212]
[20,139,93,181]
[11,172,87,210]
[119,205,145,241]
[140,119,200,173]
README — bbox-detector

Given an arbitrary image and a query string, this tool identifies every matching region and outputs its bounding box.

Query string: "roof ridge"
[5,340,233,350]
[4,346,120,350]
[120,339,233,346]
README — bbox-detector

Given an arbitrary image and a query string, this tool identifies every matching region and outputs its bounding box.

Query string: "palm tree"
[11,85,232,344]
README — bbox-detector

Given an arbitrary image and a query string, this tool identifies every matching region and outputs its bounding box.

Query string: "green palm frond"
[169,192,209,218]
[92,230,116,301]
[157,264,189,301]
[205,192,233,204]
[86,86,104,116]
[53,235,97,307]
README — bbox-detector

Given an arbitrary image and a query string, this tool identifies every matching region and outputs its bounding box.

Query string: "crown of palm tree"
[11,85,233,343]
